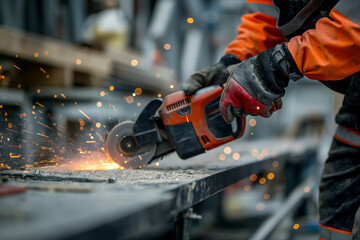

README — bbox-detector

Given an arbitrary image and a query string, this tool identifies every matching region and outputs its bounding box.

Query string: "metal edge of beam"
[168,152,292,216]
[62,152,292,240]
[1,141,316,240]
[63,144,317,240]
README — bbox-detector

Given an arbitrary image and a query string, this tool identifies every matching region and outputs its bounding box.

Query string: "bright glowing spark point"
[224,147,232,154]
[13,65,20,70]
[109,86,114,91]
[233,153,240,160]
[54,95,57,98]
[138,155,142,160]
[293,224,300,230]
[250,174,257,181]
[97,102,102,108]
[176,178,179,181]
[261,148,269,156]
[79,120,85,127]
[256,106,260,110]
[126,96,134,104]
[34,52,39,57]
[259,177,266,184]
[131,59,138,66]
[86,141,96,143]
[256,202,265,211]
[249,119,257,127]
[187,17,194,24]
[137,102,141,107]
[267,172,275,180]
[7,123,12,128]
[304,186,311,192]
[40,67,46,74]
[170,85,174,88]
[46,74,50,78]
[219,154,226,161]
[251,149,259,156]
[135,88,142,95]
[96,122,101,128]
[244,185,251,191]
[100,91,105,96]
[76,59,82,65]
[186,115,189,123]
[264,194,270,200]
[164,43,171,50]
[272,161,279,167]
[155,162,160,166]
[158,93,162,98]
[61,93,66,99]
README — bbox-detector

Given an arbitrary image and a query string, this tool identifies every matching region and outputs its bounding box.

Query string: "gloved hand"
[220,43,302,123]
[182,54,241,95]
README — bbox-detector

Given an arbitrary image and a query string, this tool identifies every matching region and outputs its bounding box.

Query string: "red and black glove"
[182,54,241,95]
[220,43,302,123]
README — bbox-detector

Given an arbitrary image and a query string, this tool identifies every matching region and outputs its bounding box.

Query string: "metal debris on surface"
[0,173,116,183]
[26,184,93,193]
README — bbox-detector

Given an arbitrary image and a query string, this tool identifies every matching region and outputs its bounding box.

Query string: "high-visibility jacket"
[225,0,360,83]
[225,1,360,239]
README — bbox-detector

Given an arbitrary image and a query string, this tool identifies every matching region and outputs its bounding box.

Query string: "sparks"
[35,102,44,108]
[36,121,52,130]
[78,109,91,120]
[37,133,49,138]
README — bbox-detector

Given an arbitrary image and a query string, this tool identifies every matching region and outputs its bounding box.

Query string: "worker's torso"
[273,0,360,131]
[273,0,356,94]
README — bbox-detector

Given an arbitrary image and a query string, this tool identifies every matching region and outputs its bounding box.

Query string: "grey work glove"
[181,54,241,95]
[220,43,303,122]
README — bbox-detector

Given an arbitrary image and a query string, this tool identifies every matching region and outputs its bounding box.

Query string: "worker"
[182,0,360,239]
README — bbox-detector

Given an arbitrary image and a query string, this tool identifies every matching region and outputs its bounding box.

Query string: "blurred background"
[0,0,343,239]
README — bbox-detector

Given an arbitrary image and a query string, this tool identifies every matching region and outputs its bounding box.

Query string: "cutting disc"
[106,121,156,169]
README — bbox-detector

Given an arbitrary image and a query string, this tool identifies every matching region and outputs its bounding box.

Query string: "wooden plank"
[0,26,111,77]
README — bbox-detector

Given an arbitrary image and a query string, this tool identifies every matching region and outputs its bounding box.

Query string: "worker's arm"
[287,1,360,81]
[219,0,360,121]
[182,0,284,95]
[225,0,286,61]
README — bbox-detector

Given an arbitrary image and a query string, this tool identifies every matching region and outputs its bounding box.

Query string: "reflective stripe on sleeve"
[334,125,360,147]
[276,0,325,36]
[334,0,360,25]
[319,224,352,240]
[246,2,278,18]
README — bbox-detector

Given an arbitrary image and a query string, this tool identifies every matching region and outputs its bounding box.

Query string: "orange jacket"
[225,0,360,81]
